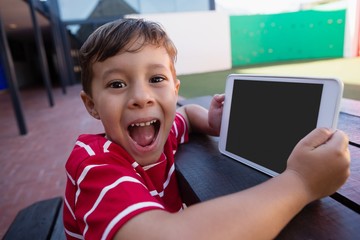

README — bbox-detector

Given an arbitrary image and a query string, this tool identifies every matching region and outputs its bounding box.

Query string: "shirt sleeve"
[171,112,189,145]
[64,155,165,240]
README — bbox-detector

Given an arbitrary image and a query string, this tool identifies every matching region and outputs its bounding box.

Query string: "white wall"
[126,11,232,75]
[343,0,360,57]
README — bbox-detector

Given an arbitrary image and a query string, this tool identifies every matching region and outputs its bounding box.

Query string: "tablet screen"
[226,79,323,173]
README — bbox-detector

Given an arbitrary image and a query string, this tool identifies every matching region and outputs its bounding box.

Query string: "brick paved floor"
[0,84,103,237]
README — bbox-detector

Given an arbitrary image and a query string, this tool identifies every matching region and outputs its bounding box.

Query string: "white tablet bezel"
[218,74,343,177]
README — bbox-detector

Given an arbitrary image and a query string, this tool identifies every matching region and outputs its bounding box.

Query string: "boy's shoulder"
[77,133,107,144]
[65,134,133,177]
[73,133,109,157]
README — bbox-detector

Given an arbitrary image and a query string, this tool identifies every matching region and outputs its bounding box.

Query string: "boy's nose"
[128,85,154,109]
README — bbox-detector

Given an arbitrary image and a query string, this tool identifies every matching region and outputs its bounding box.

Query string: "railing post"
[29,0,54,107]
[0,17,27,135]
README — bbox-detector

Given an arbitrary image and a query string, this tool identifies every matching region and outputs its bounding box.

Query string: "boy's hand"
[208,94,225,136]
[286,128,350,202]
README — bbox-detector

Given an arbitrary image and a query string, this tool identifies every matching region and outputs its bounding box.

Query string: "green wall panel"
[230,10,346,67]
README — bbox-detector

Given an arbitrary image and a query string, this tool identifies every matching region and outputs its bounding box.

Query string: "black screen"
[226,79,323,174]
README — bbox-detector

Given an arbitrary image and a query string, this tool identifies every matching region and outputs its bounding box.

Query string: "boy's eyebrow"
[148,63,169,70]
[102,68,124,79]
[102,63,170,79]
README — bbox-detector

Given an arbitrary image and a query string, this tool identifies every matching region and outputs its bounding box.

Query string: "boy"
[64,18,350,240]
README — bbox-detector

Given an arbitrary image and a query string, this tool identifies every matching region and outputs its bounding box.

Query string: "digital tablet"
[218,74,343,177]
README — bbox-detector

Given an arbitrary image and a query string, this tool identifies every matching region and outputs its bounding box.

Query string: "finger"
[324,130,349,151]
[212,95,225,107]
[213,94,225,103]
[299,128,333,149]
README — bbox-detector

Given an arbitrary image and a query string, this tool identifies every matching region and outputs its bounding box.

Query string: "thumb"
[323,130,349,151]
[299,128,333,149]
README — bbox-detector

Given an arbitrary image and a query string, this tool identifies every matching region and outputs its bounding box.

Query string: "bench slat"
[50,204,66,240]
[4,197,63,240]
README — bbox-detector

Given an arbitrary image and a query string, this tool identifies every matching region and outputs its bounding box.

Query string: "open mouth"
[128,119,160,147]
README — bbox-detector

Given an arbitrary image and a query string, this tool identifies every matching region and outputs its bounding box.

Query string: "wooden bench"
[4,197,65,240]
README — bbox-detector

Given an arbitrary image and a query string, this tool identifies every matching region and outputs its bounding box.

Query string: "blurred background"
[1,0,359,93]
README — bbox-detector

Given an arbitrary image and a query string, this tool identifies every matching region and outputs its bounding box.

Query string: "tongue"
[130,125,155,147]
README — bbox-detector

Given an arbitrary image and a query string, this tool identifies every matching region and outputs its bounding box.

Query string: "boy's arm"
[176,94,225,136]
[116,129,350,240]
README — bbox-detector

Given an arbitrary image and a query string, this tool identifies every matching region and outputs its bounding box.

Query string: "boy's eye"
[150,76,165,83]
[109,81,126,88]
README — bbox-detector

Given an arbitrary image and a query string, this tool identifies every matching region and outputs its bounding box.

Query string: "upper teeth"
[131,120,157,127]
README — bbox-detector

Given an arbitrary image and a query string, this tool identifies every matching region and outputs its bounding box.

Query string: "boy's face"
[81,44,180,166]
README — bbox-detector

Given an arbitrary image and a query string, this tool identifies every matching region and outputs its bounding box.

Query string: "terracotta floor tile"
[0,84,103,237]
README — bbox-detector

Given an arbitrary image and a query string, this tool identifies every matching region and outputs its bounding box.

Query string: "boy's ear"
[80,91,100,119]
[175,79,180,94]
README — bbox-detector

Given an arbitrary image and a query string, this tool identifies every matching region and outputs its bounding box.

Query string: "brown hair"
[79,18,177,96]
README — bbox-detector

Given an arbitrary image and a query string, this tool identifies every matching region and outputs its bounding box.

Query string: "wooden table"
[5,97,359,240]
[176,96,360,239]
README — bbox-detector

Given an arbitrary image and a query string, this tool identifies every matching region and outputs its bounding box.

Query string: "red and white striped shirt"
[63,113,188,240]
